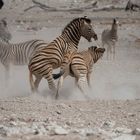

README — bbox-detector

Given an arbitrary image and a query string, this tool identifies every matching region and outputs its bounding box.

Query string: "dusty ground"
[0,0,140,140]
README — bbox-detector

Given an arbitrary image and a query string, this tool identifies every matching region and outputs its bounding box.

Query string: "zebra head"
[80,17,98,42]
[0,18,12,43]
[113,18,119,25]
[88,46,105,63]
[112,18,119,32]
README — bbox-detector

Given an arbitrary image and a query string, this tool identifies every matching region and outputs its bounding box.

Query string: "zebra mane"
[62,17,91,34]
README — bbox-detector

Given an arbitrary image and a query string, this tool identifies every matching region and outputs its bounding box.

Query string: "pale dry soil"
[0,96,140,140]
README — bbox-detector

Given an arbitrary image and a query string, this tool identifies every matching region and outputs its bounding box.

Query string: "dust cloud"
[0,23,140,100]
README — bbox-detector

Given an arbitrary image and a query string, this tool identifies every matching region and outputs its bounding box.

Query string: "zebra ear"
[89,46,97,51]
[113,18,116,23]
[82,16,91,24]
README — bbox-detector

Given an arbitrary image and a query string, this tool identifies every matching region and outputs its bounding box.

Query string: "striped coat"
[53,46,105,99]
[101,18,118,60]
[0,39,45,80]
[28,17,98,93]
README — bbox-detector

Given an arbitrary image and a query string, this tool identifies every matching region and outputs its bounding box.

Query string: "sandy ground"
[0,0,140,140]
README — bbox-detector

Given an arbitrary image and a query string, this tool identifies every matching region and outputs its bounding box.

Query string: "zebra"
[52,46,105,99]
[28,17,98,93]
[0,39,46,80]
[0,19,47,80]
[0,18,12,43]
[101,18,118,60]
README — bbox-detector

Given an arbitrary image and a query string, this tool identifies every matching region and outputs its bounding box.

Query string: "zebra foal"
[101,18,118,60]
[28,17,98,93]
[53,46,105,99]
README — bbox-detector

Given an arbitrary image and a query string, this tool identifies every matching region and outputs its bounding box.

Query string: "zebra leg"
[34,76,42,93]
[108,43,112,60]
[4,64,10,84]
[45,67,56,92]
[55,75,64,99]
[77,74,89,99]
[87,73,91,88]
[113,45,115,60]
[106,45,110,60]
[55,71,68,99]
[29,73,38,93]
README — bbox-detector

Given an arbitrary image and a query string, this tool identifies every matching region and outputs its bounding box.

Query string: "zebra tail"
[29,70,35,92]
[53,70,64,80]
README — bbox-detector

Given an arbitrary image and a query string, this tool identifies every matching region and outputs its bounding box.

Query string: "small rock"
[0,107,4,110]
[113,134,136,140]
[114,127,132,134]
[0,125,7,136]
[9,121,17,126]
[54,126,68,135]
[79,128,96,136]
[102,120,116,129]
[132,128,140,135]
[56,111,61,115]
[128,113,136,117]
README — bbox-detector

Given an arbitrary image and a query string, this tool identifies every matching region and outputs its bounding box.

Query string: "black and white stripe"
[0,39,45,79]
[101,18,118,59]
[53,46,105,99]
[28,17,98,93]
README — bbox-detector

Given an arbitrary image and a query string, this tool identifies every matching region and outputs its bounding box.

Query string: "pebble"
[53,126,68,135]
[132,128,140,135]
[112,134,136,140]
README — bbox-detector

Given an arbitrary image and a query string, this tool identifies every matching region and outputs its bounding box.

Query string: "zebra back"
[10,39,46,65]
[0,39,46,66]
[53,46,105,80]
[71,46,105,72]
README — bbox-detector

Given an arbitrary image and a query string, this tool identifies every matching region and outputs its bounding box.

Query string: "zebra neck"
[91,53,99,63]
[81,51,93,65]
[110,29,117,39]
[111,25,118,36]
[62,28,81,47]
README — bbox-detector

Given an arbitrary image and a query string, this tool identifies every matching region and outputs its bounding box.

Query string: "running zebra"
[29,17,98,93]
[0,39,46,80]
[53,46,105,99]
[101,18,118,60]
